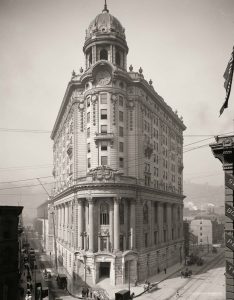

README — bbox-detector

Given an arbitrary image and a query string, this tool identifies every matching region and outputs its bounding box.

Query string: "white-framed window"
[119,111,124,122]
[101,125,107,133]
[101,109,107,119]
[101,156,107,165]
[119,142,124,152]
[119,157,124,168]
[101,141,108,151]
[100,93,107,104]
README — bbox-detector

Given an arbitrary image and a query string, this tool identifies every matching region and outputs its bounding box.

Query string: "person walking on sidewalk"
[164,267,167,274]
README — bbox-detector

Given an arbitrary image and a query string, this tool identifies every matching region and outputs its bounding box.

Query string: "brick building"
[50,3,186,285]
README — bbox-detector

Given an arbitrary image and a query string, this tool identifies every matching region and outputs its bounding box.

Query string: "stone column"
[167,203,172,241]
[158,202,163,243]
[130,199,136,250]
[98,233,101,252]
[88,197,94,252]
[114,197,120,251]
[78,199,84,250]
[110,203,114,251]
[107,233,110,252]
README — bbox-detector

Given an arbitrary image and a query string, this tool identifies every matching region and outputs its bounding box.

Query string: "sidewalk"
[36,240,224,300]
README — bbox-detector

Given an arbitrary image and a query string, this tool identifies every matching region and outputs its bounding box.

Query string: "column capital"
[77,198,84,205]
[87,197,95,204]
[114,196,121,204]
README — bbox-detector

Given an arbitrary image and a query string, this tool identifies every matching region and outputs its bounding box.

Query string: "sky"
[0,0,234,217]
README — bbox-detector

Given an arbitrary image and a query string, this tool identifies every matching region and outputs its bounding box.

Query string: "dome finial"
[102,0,109,13]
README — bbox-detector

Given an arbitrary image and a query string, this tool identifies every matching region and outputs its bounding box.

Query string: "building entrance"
[99,262,110,278]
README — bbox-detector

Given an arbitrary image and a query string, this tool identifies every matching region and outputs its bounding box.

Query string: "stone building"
[50,3,186,285]
[190,219,213,248]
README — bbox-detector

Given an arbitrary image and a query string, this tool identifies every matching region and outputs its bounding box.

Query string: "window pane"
[101,156,107,165]
[119,96,123,106]
[119,111,123,122]
[88,158,91,168]
[119,157,124,168]
[119,126,123,137]
[119,142,124,152]
[100,93,107,104]
[101,141,108,151]
[87,127,90,137]
[101,109,107,119]
[87,143,90,153]
[101,125,107,133]
[87,112,90,123]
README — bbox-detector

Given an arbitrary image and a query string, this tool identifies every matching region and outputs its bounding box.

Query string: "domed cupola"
[83,1,128,71]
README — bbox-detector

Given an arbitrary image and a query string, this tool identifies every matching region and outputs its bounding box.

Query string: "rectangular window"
[87,97,90,107]
[119,111,124,122]
[101,156,107,166]
[101,141,108,151]
[119,157,124,168]
[119,142,124,152]
[87,112,90,123]
[145,233,148,247]
[119,126,124,137]
[119,96,124,106]
[100,93,107,104]
[154,203,158,223]
[87,143,90,153]
[101,125,107,133]
[154,231,158,244]
[163,230,167,242]
[101,109,107,119]
[87,127,90,138]
[88,158,91,168]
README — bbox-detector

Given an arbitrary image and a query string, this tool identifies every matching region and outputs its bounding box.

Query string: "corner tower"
[84,2,128,70]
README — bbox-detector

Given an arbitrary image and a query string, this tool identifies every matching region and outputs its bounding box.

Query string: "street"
[137,251,225,300]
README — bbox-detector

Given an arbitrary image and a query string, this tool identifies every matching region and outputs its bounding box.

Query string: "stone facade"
[50,4,186,286]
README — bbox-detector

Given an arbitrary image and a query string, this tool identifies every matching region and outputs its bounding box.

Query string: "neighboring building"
[50,4,186,285]
[35,201,54,254]
[190,219,212,249]
[0,206,23,300]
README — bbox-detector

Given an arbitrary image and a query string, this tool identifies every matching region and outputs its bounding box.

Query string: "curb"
[133,250,224,299]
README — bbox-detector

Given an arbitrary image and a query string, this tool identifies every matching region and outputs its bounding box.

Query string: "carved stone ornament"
[223,137,233,148]
[88,165,122,181]
[111,94,118,102]
[91,94,98,103]
[71,89,83,102]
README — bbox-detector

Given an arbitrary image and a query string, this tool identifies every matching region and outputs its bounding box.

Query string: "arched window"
[100,203,109,225]
[116,51,121,66]
[143,203,148,224]
[100,49,108,60]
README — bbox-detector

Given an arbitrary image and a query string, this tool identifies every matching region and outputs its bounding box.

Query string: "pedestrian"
[134,278,138,286]
[90,288,93,298]
[164,267,167,274]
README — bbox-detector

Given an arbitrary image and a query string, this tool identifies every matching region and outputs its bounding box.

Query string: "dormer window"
[100,49,108,60]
